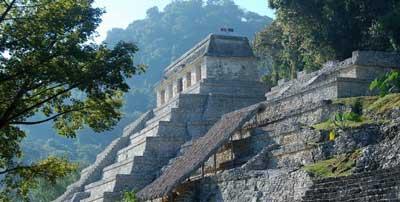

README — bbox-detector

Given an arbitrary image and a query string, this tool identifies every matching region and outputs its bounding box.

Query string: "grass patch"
[313,93,400,131]
[312,118,374,131]
[333,93,400,116]
[332,96,378,109]
[303,150,362,178]
[366,93,400,115]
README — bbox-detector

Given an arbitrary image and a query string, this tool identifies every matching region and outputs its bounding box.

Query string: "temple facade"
[57,33,400,202]
[56,34,267,202]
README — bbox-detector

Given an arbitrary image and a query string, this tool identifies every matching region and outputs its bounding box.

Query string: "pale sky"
[93,0,275,43]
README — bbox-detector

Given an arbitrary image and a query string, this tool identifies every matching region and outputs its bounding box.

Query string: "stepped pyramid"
[136,51,400,201]
[55,34,267,202]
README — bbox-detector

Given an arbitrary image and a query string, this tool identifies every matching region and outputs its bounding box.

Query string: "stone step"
[160,140,194,174]
[102,158,136,179]
[313,170,400,188]
[152,94,208,117]
[307,179,398,196]
[109,135,187,178]
[83,174,152,202]
[70,192,90,202]
[302,166,400,201]
[83,175,128,201]
[306,186,400,201]
[81,191,123,202]
[130,121,186,144]
[145,107,206,128]
[116,139,146,163]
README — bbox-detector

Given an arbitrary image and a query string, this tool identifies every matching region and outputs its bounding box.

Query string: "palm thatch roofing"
[136,103,265,200]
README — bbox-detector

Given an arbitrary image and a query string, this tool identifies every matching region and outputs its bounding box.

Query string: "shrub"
[332,112,362,130]
[370,70,400,96]
[122,191,137,202]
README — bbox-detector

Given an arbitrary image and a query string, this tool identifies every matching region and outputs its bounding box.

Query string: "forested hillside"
[24,0,272,167]
[254,0,400,85]
[104,0,272,99]
[24,0,272,200]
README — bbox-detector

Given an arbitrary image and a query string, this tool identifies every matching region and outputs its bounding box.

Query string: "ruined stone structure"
[56,34,267,202]
[58,34,400,202]
[137,51,400,201]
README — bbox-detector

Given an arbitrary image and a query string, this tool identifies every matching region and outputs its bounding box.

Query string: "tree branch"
[22,82,64,101]
[10,108,84,125]
[9,84,79,120]
[0,81,29,128]
[0,165,31,175]
[0,0,17,24]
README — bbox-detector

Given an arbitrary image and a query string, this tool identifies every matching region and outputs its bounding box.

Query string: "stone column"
[156,90,161,107]
[172,80,178,98]
[195,65,202,82]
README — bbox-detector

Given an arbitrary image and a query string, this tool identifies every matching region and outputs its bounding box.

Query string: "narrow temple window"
[177,78,183,93]
[196,65,202,82]
[186,72,192,88]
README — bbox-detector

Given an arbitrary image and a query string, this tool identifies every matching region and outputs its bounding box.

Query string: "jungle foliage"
[15,0,271,200]
[0,0,143,200]
[254,0,400,85]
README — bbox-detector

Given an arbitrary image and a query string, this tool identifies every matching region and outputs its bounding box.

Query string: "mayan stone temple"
[57,34,400,202]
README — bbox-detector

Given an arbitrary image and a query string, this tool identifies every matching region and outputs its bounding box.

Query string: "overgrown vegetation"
[314,94,400,132]
[21,1,271,200]
[370,70,400,96]
[303,150,362,178]
[313,112,372,131]
[255,0,400,85]
[0,0,143,200]
[366,93,400,115]
[121,191,137,202]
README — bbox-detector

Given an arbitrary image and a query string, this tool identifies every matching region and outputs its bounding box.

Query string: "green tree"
[370,70,400,96]
[23,0,270,200]
[0,0,143,200]
[256,0,400,82]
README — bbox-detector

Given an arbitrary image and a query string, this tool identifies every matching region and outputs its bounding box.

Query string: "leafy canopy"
[0,0,143,200]
[255,0,400,84]
[370,70,400,96]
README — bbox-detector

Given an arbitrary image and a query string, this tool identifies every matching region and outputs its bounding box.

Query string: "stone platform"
[55,34,267,202]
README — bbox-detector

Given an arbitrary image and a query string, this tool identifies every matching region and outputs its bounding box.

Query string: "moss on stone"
[333,93,400,115]
[366,93,400,115]
[312,118,374,131]
[303,150,362,178]
[332,96,378,109]
[314,93,400,131]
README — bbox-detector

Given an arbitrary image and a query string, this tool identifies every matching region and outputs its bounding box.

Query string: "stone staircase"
[62,92,265,202]
[77,95,212,202]
[57,111,154,202]
[302,166,400,201]
[268,128,323,169]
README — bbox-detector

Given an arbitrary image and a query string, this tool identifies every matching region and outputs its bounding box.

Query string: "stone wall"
[266,51,400,103]
[204,56,258,81]
[155,34,259,107]
[179,169,312,202]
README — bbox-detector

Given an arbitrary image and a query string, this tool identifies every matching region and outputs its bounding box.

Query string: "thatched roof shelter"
[137,103,264,200]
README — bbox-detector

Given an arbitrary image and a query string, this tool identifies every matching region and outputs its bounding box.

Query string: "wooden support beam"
[213,154,217,174]
[230,136,234,168]
[201,163,205,178]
